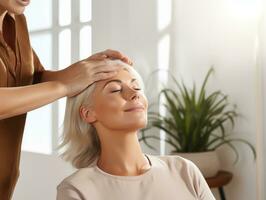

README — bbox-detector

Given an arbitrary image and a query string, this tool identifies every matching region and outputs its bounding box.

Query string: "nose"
[130,91,139,101]
[122,86,140,101]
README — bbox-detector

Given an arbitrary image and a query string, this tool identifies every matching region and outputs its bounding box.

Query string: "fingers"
[103,49,124,59]
[86,63,123,84]
[87,49,133,65]
[104,49,133,65]
[120,57,133,66]
[91,71,118,83]
[81,59,124,74]
[92,64,123,74]
[77,54,132,87]
[87,52,107,61]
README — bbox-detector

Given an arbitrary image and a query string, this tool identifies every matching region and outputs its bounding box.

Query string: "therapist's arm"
[0,50,131,120]
[40,49,133,88]
[0,81,66,120]
[0,59,115,120]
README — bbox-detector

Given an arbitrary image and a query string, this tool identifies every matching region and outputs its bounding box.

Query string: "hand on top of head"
[60,49,133,98]
[87,49,133,66]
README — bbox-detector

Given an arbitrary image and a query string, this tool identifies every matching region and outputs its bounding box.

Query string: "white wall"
[172,1,258,199]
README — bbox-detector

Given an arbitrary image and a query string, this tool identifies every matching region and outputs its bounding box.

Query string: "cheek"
[94,96,125,118]
[92,91,148,129]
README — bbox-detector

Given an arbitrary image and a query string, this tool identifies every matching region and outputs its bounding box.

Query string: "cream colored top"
[57,155,215,200]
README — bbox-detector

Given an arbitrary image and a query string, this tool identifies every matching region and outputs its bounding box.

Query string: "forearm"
[0,81,66,120]
[40,69,67,83]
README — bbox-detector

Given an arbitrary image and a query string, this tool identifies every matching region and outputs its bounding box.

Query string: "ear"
[80,106,97,124]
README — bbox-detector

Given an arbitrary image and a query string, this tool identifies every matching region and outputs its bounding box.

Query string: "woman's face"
[83,68,148,132]
[0,0,30,15]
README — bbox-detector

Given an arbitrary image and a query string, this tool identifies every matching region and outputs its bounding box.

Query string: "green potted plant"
[139,68,256,178]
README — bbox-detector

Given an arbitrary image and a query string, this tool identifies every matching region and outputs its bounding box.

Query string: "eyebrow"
[102,78,137,89]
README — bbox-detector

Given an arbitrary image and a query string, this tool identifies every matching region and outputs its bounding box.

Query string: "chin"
[6,1,28,15]
[12,7,25,14]
[125,121,147,131]
[6,7,25,15]
[103,118,147,132]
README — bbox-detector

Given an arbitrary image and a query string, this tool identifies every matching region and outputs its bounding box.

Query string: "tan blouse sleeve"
[32,49,45,84]
[57,183,83,200]
[186,160,216,200]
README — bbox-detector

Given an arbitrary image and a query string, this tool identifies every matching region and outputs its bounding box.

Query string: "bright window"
[22,0,92,154]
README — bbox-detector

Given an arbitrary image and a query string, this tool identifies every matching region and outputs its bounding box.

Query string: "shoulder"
[57,166,102,199]
[152,155,215,199]
[57,167,98,191]
[152,154,199,172]
[150,155,205,184]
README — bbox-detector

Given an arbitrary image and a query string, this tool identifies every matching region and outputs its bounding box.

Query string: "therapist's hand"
[88,49,133,65]
[59,49,132,97]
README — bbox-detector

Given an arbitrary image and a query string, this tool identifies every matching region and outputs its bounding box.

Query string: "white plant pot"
[173,151,221,178]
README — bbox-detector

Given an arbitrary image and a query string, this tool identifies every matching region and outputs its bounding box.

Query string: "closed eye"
[111,89,122,93]
[111,88,141,93]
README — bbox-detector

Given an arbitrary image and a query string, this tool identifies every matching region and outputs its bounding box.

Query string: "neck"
[0,6,7,32]
[96,129,151,176]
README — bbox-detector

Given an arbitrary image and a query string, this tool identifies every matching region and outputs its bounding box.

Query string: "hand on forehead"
[96,67,136,90]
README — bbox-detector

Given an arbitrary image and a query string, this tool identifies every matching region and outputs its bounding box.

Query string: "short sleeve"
[186,160,216,200]
[57,183,83,200]
[32,49,45,84]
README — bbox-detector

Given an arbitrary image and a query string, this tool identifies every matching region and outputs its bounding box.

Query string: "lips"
[124,104,145,112]
[16,0,30,6]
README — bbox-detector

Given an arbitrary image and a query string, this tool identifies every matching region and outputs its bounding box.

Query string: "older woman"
[57,60,215,200]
